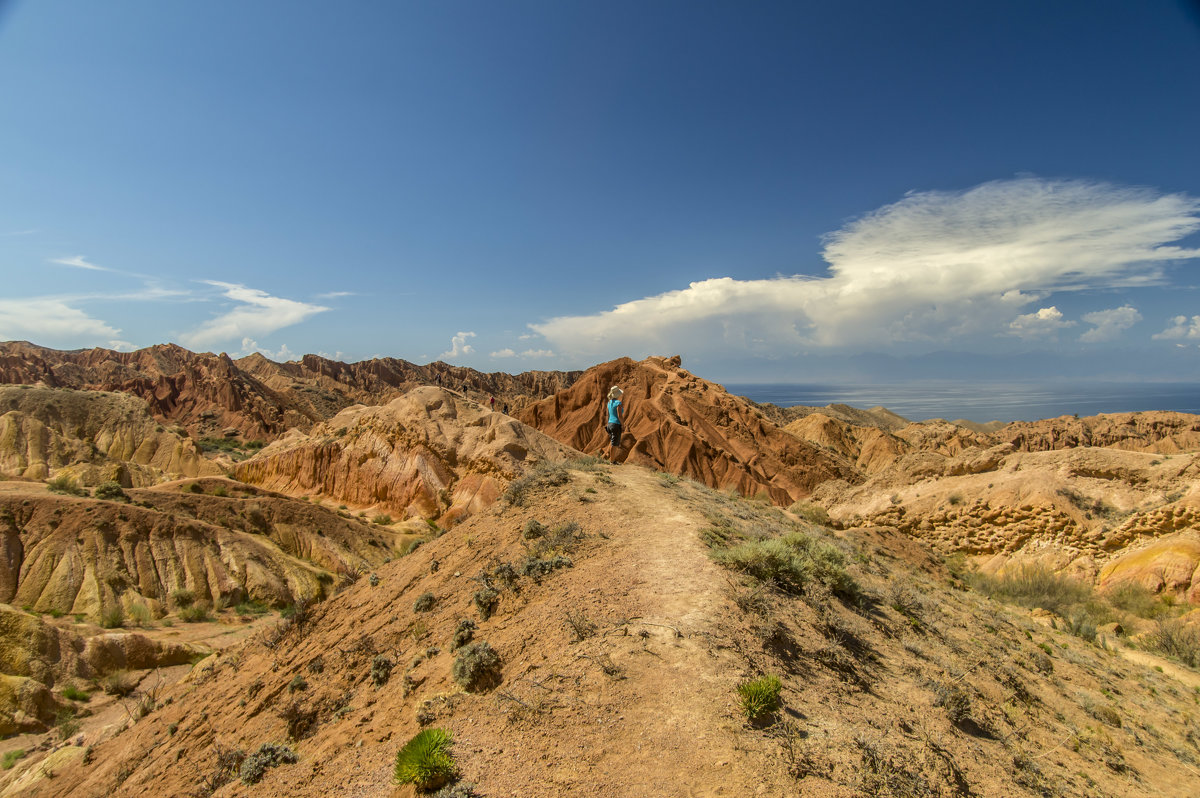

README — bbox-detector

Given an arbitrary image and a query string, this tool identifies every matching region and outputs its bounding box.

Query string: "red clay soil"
[519,355,859,504]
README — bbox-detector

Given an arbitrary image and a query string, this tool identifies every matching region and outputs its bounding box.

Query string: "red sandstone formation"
[519,355,859,504]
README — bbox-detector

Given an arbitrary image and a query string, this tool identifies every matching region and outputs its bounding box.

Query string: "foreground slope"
[10,463,1198,797]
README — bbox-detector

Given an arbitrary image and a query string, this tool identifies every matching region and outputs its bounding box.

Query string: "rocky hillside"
[0,385,220,485]
[0,478,396,619]
[0,342,579,441]
[519,355,860,504]
[6,462,1198,797]
[235,387,581,527]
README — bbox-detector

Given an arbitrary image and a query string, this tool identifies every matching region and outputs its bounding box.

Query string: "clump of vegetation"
[393,728,456,792]
[736,674,782,722]
[187,482,204,493]
[711,532,858,599]
[239,742,298,785]
[127,602,153,627]
[61,684,90,702]
[452,641,502,692]
[451,619,476,649]
[102,670,137,697]
[965,564,1090,616]
[414,592,436,613]
[371,655,394,687]
[55,708,81,740]
[171,588,196,609]
[180,603,213,623]
[369,573,380,587]
[288,675,308,693]
[520,555,573,581]
[1144,618,1200,667]
[521,519,546,539]
[94,481,129,502]
[787,500,831,526]
[473,587,499,620]
[47,474,85,496]
[235,600,270,616]
[373,513,393,525]
[100,604,125,629]
[0,749,26,770]
[1103,582,1170,619]
[932,681,972,724]
[503,462,570,507]
[431,783,481,798]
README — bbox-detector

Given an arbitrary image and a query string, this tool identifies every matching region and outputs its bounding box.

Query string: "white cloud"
[440,331,476,358]
[531,178,1200,358]
[315,291,355,299]
[520,348,555,358]
[317,350,346,360]
[1,229,38,237]
[109,340,137,351]
[1153,315,1200,341]
[180,281,329,350]
[1007,306,1074,339]
[1079,305,1141,343]
[238,338,298,361]
[0,296,122,345]
[51,255,108,271]
[490,348,516,358]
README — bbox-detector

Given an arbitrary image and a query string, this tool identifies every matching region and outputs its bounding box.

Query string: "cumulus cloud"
[51,255,108,271]
[520,348,555,358]
[1079,305,1142,343]
[531,178,1200,358]
[238,338,298,361]
[490,348,516,358]
[1153,315,1200,341]
[0,296,123,345]
[441,331,476,358]
[1007,306,1074,339]
[180,282,329,350]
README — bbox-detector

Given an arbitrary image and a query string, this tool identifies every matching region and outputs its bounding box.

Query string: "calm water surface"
[724,382,1200,424]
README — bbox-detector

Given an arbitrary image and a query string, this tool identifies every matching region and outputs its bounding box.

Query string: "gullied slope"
[0,479,396,618]
[11,464,1199,797]
[520,355,859,503]
[0,386,220,485]
[235,387,581,525]
[0,341,578,440]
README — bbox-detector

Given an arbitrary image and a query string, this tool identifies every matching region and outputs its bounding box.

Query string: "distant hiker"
[502,402,509,415]
[605,386,624,458]
[489,395,496,411]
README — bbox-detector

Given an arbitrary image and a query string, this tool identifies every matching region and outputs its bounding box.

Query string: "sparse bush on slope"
[394,728,456,792]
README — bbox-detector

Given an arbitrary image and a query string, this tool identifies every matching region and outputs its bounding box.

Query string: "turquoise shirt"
[607,399,622,424]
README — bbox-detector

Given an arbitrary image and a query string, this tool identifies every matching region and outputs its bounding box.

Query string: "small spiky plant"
[736,674,782,721]
[393,728,456,792]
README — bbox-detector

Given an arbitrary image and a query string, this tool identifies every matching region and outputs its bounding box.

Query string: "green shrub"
[787,500,831,526]
[235,600,270,616]
[171,588,196,609]
[47,474,84,496]
[100,605,125,629]
[0,749,25,770]
[522,519,546,539]
[736,675,782,721]
[94,481,129,502]
[55,708,80,740]
[102,670,137,697]
[452,641,502,692]
[393,728,456,791]
[127,602,153,627]
[187,482,203,493]
[1144,618,1200,667]
[239,742,298,785]
[451,619,476,649]
[212,485,228,497]
[965,564,1091,616]
[289,675,308,692]
[180,603,212,623]
[372,514,394,525]
[414,592,436,613]
[61,684,90,702]
[371,655,394,687]
[472,588,498,620]
[711,532,858,598]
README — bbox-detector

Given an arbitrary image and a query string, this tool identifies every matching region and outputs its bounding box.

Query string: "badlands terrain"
[0,342,1196,797]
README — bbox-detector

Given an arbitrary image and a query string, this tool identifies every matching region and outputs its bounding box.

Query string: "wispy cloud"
[1,228,38,237]
[531,178,1200,358]
[51,255,109,271]
[1007,306,1074,339]
[179,281,329,350]
[315,290,355,299]
[0,296,124,346]
[490,348,516,358]
[1153,315,1200,341]
[441,331,476,358]
[520,348,555,358]
[1079,305,1141,343]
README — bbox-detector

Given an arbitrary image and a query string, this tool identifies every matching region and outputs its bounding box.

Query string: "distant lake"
[724,382,1200,424]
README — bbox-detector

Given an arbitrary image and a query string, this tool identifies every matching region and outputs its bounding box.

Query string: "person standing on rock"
[604,386,625,460]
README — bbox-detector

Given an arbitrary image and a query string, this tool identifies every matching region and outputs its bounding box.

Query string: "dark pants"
[606,422,622,447]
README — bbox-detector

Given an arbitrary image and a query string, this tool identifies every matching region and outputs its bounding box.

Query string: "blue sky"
[2,0,1199,382]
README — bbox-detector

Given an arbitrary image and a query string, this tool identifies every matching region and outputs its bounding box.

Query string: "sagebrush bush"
[712,532,858,598]
[127,602,153,627]
[473,588,499,620]
[787,500,831,526]
[239,742,297,785]
[100,604,125,629]
[102,670,137,697]
[180,603,212,623]
[451,618,476,649]
[47,474,84,496]
[452,641,502,692]
[394,728,456,791]
[1145,618,1200,667]
[94,481,129,502]
[372,655,394,687]
[171,588,196,609]
[736,674,782,721]
[965,564,1091,616]
[1103,582,1169,619]
[503,462,569,507]
[522,519,546,539]
[414,592,436,613]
